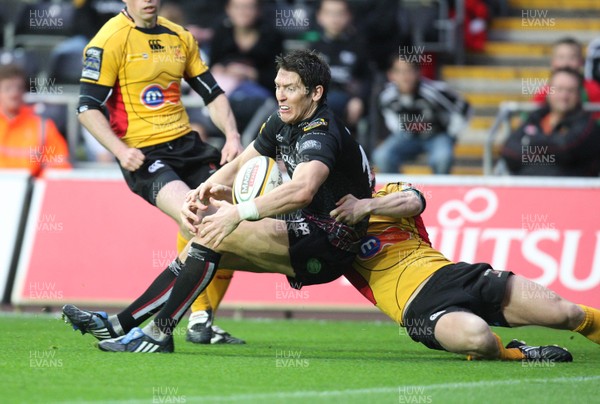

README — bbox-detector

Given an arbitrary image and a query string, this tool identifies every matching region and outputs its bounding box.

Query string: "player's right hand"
[116,148,145,171]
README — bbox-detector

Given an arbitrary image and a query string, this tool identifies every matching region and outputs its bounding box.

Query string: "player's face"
[226,0,259,29]
[123,0,160,28]
[275,69,322,124]
[548,72,580,114]
[551,44,583,71]
[0,76,25,115]
[317,0,351,38]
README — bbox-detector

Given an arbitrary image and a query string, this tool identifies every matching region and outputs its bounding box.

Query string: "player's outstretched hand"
[181,198,202,235]
[220,136,244,165]
[330,194,370,225]
[116,147,145,171]
[198,198,240,249]
[187,182,231,206]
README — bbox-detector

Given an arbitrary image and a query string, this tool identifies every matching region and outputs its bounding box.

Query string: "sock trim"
[572,304,592,334]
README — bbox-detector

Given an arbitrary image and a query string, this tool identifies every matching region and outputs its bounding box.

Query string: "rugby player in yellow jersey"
[63,0,244,344]
[332,182,600,361]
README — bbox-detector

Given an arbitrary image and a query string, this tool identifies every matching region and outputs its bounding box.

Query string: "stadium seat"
[48,44,84,86]
[13,2,75,48]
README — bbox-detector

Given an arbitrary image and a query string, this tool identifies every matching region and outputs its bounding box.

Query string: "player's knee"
[459,316,494,352]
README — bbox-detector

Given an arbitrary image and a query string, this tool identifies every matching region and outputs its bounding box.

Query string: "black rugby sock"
[149,243,220,337]
[115,258,182,333]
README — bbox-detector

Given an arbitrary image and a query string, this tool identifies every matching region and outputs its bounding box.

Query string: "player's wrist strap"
[237,201,260,221]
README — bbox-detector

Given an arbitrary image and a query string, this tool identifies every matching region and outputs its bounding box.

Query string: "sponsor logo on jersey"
[358,236,381,259]
[298,139,321,154]
[148,39,165,52]
[357,226,412,260]
[275,133,283,142]
[82,47,103,81]
[140,82,180,109]
[148,160,165,173]
[302,118,328,132]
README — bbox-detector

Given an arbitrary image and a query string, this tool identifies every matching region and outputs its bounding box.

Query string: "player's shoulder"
[258,112,285,139]
[298,104,337,136]
[157,16,190,37]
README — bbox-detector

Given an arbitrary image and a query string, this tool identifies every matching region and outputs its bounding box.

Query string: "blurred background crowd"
[1,0,600,177]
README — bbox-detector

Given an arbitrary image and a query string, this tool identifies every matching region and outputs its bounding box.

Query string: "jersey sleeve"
[182,30,209,79]
[253,114,279,159]
[80,35,121,87]
[297,121,339,171]
[376,182,426,214]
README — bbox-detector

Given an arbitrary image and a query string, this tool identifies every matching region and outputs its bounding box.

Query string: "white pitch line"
[57,375,600,404]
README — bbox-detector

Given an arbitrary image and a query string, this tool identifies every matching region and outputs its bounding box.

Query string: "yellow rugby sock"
[494,334,525,361]
[176,231,188,255]
[207,269,234,312]
[573,305,600,344]
[191,290,211,313]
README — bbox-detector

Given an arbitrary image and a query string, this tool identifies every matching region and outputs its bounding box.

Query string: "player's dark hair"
[275,49,330,103]
[550,66,584,90]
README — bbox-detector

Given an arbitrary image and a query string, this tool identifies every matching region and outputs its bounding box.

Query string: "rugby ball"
[232,156,283,204]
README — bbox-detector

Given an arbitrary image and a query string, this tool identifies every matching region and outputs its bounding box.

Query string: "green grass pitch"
[1,313,598,403]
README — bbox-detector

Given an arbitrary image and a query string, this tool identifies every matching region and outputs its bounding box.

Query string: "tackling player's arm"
[331,183,425,225]
[77,84,145,171]
[198,159,329,247]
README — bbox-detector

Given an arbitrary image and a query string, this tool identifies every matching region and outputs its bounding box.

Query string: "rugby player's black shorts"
[285,212,358,289]
[120,131,221,205]
[403,262,514,351]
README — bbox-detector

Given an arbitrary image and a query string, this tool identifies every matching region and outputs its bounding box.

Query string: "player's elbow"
[292,186,315,208]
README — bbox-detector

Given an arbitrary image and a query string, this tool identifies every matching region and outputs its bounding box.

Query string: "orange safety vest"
[0,105,71,175]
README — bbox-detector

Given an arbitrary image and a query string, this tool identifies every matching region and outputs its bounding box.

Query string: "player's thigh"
[215,218,294,276]
[502,275,583,328]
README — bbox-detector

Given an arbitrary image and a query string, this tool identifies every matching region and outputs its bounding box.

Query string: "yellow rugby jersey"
[81,11,208,148]
[347,182,452,325]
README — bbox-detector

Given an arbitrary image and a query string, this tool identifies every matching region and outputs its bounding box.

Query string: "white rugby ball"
[232,156,283,204]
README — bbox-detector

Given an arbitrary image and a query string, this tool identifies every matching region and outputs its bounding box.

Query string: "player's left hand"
[220,135,243,165]
[198,198,240,249]
[330,194,370,225]
[181,198,203,235]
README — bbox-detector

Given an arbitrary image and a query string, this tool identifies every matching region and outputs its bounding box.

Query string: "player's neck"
[124,8,157,29]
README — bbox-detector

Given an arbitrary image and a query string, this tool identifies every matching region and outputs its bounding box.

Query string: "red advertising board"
[11,172,600,310]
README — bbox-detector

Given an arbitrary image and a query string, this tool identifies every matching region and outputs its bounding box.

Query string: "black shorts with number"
[403,262,514,351]
[120,131,221,205]
[285,212,359,289]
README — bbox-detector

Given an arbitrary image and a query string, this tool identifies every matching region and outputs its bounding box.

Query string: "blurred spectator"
[0,64,71,175]
[162,0,226,47]
[501,68,600,177]
[210,0,283,92]
[533,37,600,104]
[372,58,471,174]
[358,0,412,73]
[310,0,369,129]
